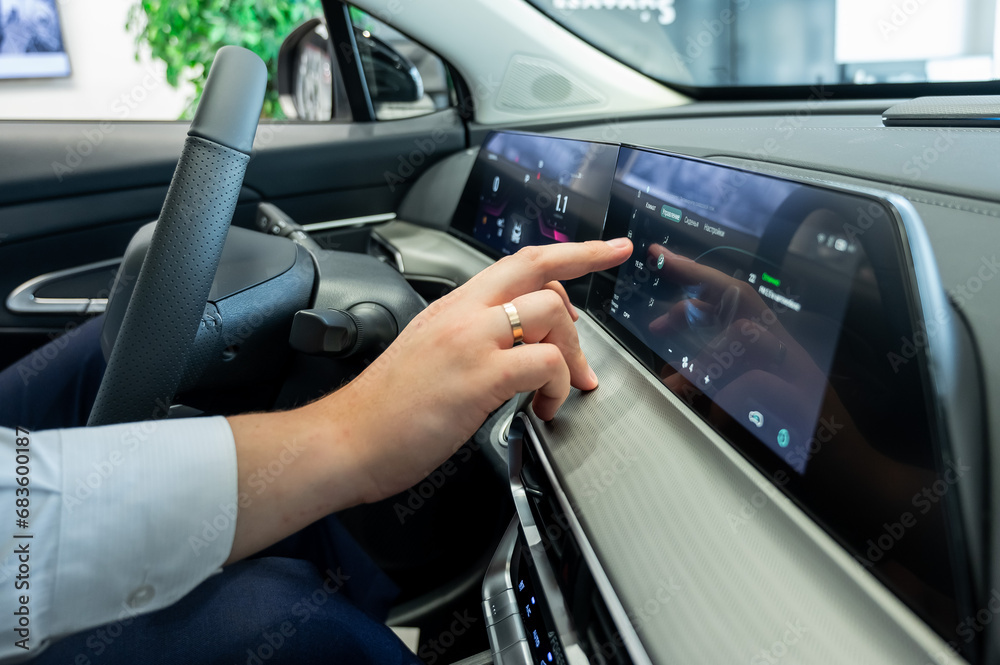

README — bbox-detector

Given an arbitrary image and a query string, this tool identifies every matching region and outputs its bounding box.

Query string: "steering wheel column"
[89,46,269,426]
[91,45,427,425]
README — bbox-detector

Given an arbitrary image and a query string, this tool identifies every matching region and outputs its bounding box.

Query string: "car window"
[528,0,1000,89]
[348,5,456,120]
[0,0,325,120]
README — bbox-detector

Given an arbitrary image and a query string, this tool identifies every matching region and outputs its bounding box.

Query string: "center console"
[462,132,983,664]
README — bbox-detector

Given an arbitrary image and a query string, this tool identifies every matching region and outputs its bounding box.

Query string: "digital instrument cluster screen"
[451,131,618,258]
[588,146,967,646]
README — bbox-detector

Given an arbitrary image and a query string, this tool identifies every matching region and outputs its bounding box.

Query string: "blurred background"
[0,0,998,120]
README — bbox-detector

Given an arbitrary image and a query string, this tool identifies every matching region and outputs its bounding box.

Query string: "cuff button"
[127,585,155,609]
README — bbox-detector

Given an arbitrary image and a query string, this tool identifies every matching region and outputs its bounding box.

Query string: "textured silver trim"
[527,311,967,664]
[6,258,120,315]
[516,413,653,665]
[301,212,396,232]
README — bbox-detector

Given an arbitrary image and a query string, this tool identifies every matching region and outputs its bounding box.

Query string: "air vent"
[497,55,605,112]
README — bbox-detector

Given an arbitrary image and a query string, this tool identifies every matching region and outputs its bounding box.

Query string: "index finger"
[468,239,633,305]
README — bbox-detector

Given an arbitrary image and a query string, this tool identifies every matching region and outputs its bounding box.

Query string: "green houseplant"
[128,0,323,119]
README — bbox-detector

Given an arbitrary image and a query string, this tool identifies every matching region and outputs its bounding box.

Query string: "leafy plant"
[127,0,323,119]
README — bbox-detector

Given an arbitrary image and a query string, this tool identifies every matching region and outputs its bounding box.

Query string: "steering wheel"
[88,47,268,426]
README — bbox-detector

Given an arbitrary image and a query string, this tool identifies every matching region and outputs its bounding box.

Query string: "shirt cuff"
[51,416,237,639]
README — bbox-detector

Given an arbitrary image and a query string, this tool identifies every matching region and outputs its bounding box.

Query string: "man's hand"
[315,238,633,502]
[225,239,632,562]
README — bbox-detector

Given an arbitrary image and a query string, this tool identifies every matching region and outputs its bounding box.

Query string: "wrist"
[296,382,382,506]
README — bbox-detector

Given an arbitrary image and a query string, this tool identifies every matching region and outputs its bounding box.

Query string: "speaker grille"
[496,55,604,112]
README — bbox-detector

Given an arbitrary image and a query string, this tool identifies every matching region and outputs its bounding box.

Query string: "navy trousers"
[0,316,107,431]
[0,317,419,664]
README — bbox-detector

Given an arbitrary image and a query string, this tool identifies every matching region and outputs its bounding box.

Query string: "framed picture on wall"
[0,0,70,79]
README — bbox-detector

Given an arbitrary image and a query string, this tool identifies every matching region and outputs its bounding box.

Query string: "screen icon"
[777,428,790,448]
[748,410,764,428]
[660,204,682,222]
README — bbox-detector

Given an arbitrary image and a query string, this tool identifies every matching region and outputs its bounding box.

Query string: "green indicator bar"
[660,204,682,222]
[762,272,781,287]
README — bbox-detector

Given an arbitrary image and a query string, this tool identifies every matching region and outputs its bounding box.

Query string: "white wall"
[835,0,983,64]
[0,0,191,119]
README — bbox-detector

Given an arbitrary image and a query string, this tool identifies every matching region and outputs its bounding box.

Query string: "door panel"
[0,109,466,368]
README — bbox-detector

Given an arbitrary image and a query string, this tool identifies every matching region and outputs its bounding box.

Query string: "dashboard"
[374,113,994,664]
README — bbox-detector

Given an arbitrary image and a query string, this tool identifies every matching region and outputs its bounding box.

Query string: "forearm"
[223,388,374,563]
[0,419,237,656]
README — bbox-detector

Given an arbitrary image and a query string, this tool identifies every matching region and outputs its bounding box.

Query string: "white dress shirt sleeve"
[0,416,238,660]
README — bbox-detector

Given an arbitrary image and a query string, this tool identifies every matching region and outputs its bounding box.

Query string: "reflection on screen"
[610,149,862,473]
[592,147,965,648]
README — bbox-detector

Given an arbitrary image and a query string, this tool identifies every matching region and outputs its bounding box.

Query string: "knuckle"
[546,280,567,296]
[539,288,564,314]
[516,245,544,267]
[490,371,514,402]
[539,344,563,369]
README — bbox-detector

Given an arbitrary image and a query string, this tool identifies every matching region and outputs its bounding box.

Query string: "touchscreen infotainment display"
[588,146,969,647]
[606,149,860,474]
[451,132,618,258]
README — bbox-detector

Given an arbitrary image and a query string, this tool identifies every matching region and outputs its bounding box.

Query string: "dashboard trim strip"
[301,212,396,232]
[6,257,120,315]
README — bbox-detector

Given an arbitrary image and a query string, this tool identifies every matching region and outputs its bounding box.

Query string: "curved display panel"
[451,131,618,258]
[587,146,972,650]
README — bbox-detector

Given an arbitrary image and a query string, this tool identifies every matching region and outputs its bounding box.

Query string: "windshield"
[528,0,1000,89]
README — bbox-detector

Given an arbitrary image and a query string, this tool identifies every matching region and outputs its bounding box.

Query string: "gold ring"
[503,302,524,346]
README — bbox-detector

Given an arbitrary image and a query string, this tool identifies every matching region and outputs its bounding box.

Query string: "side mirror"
[354,28,424,103]
[277,18,340,120]
[277,18,425,120]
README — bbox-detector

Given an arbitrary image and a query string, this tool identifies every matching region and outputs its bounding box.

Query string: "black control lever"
[289,304,398,358]
[255,202,323,254]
